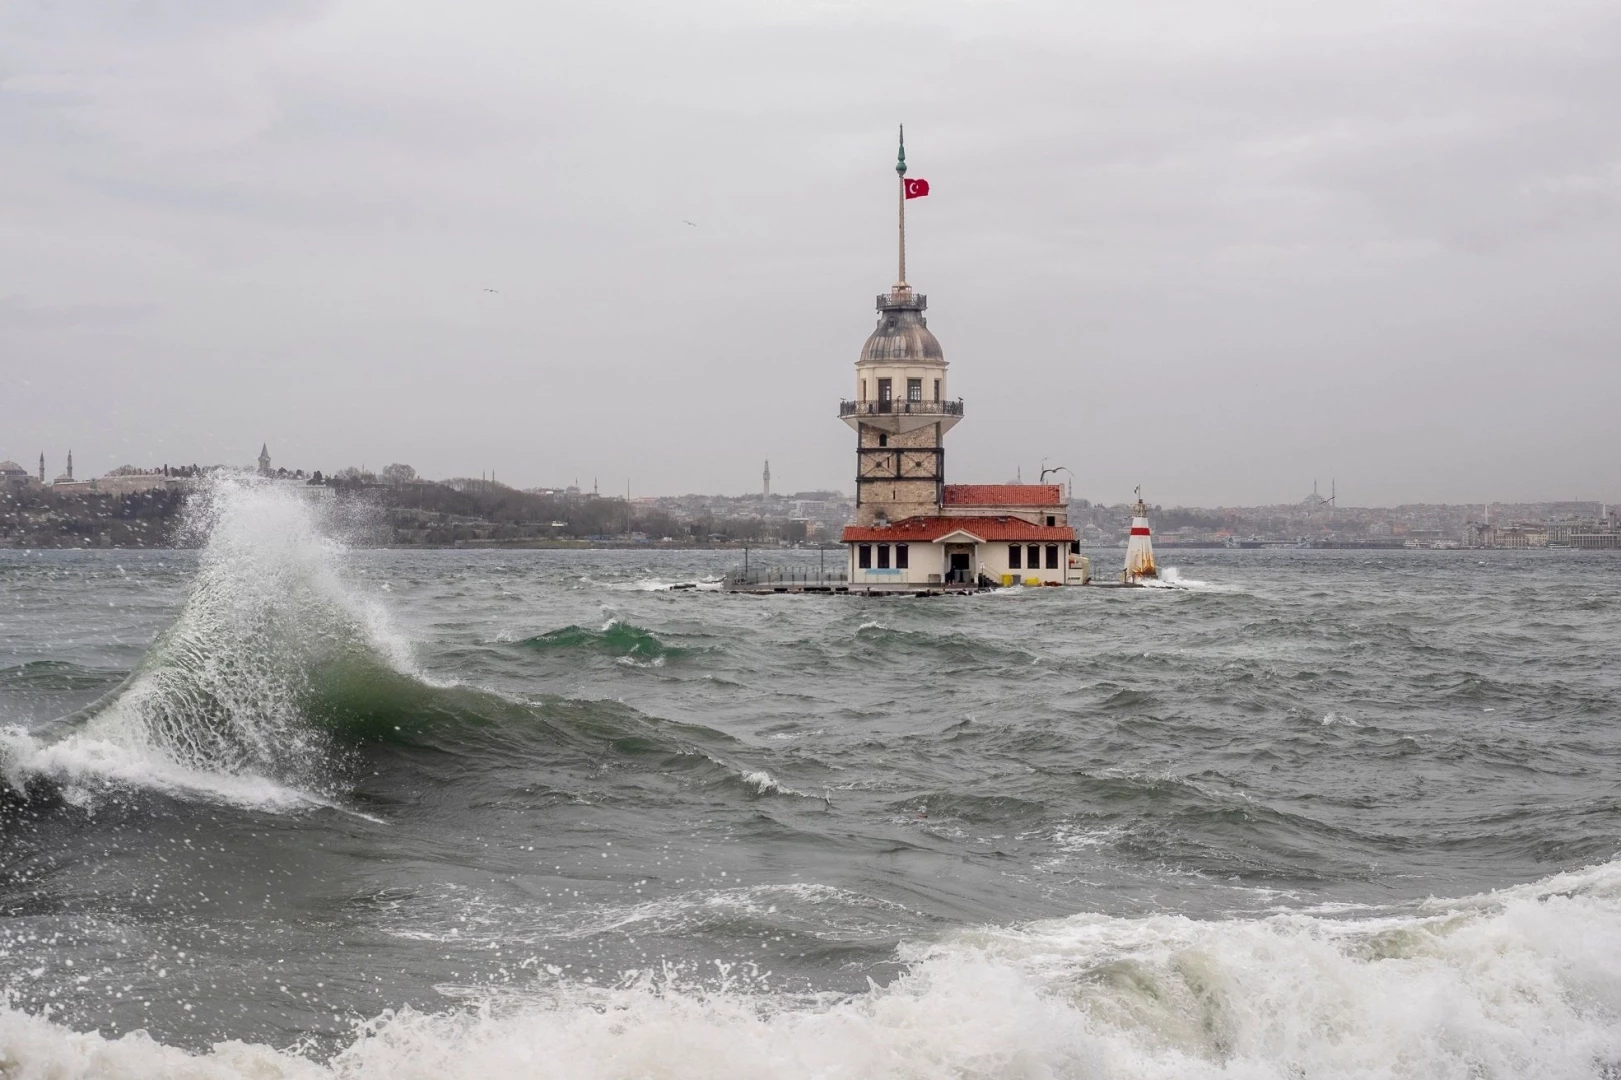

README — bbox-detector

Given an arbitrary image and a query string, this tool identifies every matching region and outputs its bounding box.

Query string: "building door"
[877,378,892,412]
[948,551,971,584]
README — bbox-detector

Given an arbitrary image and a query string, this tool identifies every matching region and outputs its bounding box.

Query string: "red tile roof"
[942,484,1064,508]
[842,515,1076,543]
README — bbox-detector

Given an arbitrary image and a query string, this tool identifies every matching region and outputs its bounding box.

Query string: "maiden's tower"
[839,131,1087,591]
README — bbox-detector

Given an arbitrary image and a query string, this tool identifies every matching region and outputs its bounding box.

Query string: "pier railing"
[723,567,849,589]
[839,399,964,419]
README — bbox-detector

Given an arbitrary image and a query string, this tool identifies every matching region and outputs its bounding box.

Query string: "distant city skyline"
[6,443,1615,514]
[4,0,1618,505]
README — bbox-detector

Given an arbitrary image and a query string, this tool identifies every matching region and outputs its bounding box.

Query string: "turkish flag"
[904,178,930,199]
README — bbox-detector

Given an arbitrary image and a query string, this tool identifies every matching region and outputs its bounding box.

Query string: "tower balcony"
[876,292,927,312]
[839,398,962,419]
[840,397,963,436]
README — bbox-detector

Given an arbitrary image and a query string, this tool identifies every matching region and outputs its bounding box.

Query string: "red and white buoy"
[1124,487,1158,583]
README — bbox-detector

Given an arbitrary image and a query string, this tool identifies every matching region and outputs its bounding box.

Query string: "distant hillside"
[0,479,800,549]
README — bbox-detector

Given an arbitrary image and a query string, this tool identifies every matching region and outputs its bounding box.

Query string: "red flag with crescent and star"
[904,178,930,199]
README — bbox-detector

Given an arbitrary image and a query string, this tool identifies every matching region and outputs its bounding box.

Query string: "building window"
[877,433,888,447]
[877,544,890,569]
[933,379,940,401]
[858,544,871,569]
[895,544,909,569]
[1045,544,1059,569]
[1008,544,1021,569]
[877,378,892,410]
[1046,515,1056,526]
[907,378,922,402]
[1070,541,1081,555]
[861,379,867,401]
[1028,545,1040,570]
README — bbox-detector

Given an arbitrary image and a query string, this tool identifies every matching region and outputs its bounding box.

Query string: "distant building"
[93,471,169,495]
[1465,521,1549,549]
[258,444,272,476]
[0,459,32,489]
[1300,479,1334,511]
[52,450,90,490]
[1546,517,1621,549]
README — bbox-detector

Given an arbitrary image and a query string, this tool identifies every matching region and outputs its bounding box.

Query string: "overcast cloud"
[2,0,1618,505]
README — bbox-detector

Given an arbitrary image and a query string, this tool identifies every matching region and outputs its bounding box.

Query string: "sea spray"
[2,857,1619,1078]
[1,478,417,808]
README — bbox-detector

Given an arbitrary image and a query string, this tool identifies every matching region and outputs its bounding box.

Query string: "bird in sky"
[682,220,697,227]
[482,288,499,293]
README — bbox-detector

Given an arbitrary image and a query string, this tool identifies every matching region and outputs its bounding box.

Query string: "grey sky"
[3,0,1617,505]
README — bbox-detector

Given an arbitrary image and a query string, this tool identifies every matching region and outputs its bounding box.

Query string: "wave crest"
[514,619,685,662]
[2,478,421,810]
[3,857,1620,1077]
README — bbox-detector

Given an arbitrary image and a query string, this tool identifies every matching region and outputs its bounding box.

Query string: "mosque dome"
[859,293,944,364]
[0,460,26,476]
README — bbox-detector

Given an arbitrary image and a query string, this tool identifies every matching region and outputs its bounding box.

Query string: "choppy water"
[3,480,1620,1078]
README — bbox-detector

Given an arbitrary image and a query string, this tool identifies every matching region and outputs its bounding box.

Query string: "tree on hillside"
[381,463,417,485]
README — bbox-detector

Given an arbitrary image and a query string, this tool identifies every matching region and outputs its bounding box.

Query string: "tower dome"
[859,293,944,363]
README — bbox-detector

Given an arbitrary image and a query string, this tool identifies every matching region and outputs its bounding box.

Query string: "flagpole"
[896,124,907,288]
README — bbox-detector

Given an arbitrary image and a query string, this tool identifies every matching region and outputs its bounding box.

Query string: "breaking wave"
[1135,566,1230,591]
[0,478,421,811]
[2,855,1618,1078]
[0,479,785,818]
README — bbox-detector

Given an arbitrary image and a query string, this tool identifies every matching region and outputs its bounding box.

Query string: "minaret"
[258,443,271,475]
[66,449,73,481]
[841,126,959,526]
[38,452,44,483]
[763,459,771,498]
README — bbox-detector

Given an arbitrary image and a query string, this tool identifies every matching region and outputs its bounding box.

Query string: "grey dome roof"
[0,460,25,474]
[860,308,944,363]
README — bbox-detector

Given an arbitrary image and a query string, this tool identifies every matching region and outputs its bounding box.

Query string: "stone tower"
[840,128,960,526]
[258,443,271,475]
[762,459,770,498]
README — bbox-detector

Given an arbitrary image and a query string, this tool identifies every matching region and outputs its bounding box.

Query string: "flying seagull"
[482,288,499,293]
[682,220,698,227]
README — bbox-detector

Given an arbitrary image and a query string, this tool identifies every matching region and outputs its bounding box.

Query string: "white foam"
[739,769,808,797]
[614,578,724,592]
[1133,566,1230,591]
[6,859,1620,1078]
[0,726,319,811]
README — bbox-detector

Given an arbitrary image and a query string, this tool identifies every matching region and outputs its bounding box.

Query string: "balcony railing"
[876,293,927,311]
[839,398,964,418]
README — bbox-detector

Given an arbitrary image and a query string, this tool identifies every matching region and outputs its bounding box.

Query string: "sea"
[2,479,1619,1078]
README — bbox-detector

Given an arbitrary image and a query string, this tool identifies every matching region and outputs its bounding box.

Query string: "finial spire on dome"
[896,124,908,290]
